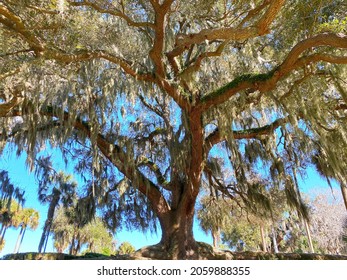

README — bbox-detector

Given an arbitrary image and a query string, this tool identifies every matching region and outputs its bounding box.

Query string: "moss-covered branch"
[199,33,347,112]
[201,70,276,104]
[205,117,287,151]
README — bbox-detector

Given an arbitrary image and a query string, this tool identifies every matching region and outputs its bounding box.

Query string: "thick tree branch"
[205,117,288,151]
[257,0,285,34]
[200,33,347,111]
[70,115,171,214]
[67,1,155,29]
[0,3,45,55]
[0,2,154,82]
[45,49,155,82]
[0,86,23,117]
[146,0,192,111]
[280,33,347,70]
[238,0,271,27]
[166,0,285,65]
[137,157,169,190]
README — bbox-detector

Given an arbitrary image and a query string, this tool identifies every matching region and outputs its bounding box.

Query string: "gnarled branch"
[67,0,155,29]
[166,0,285,67]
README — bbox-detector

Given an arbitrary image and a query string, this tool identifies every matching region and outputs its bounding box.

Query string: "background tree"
[0,170,25,210]
[197,195,231,248]
[51,206,116,256]
[0,199,21,251]
[0,170,25,251]
[36,160,77,253]
[50,207,73,253]
[81,218,116,256]
[117,241,136,255]
[0,0,347,259]
[309,191,347,254]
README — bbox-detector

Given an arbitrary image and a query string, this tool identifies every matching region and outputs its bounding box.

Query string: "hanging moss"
[201,69,277,103]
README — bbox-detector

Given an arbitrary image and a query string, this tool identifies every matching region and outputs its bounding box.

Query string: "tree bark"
[0,225,8,243]
[0,224,5,240]
[69,229,77,255]
[340,183,347,211]
[13,227,27,253]
[304,219,315,253]
[271,226,279,253]
[13,226,24,253]
[75,232,82,254]
[260,225,267,252]
[38,189,61,253]
[212,228,221,248]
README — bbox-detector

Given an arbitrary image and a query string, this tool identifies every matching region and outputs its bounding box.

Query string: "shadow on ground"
[2,250,347,260]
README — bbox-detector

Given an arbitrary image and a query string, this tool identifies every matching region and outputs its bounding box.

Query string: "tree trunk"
[38,221,51,253]
[43,233,49,253]
[18,227,27,253]
[212,228,221,248]
[135,190,202,260]
[271,226,279,253]
[303,219,314,253]
[0,225,8,242]
[14,226,24,253]
[89,241,94,252]
[75,232,82,254]
[260,225,267,252]
[340,183,347,211]
[158,203,197,259]
[69,229,76,255]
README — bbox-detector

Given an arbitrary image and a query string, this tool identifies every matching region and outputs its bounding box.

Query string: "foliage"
[198,189,347,254]
[0,238,4,251]
[50,207,73,253]
[309,191,347,254]
[0,190,24,252]
[36,167,78,253]
[198,194,271,252]
[0,170,40,253]
[117,241,136,255]
[51,206,116,255]
[12,207,40,253]
[222,220,263,251]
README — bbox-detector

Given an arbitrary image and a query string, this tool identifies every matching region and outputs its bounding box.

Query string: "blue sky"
[0,142,341,258]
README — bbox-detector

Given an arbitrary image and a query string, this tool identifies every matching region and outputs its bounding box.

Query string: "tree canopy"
[51,206,116,255]
[0,0,347,259]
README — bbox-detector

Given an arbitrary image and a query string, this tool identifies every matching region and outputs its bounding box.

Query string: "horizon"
[0,142,343,258]
[0,144,214,257]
